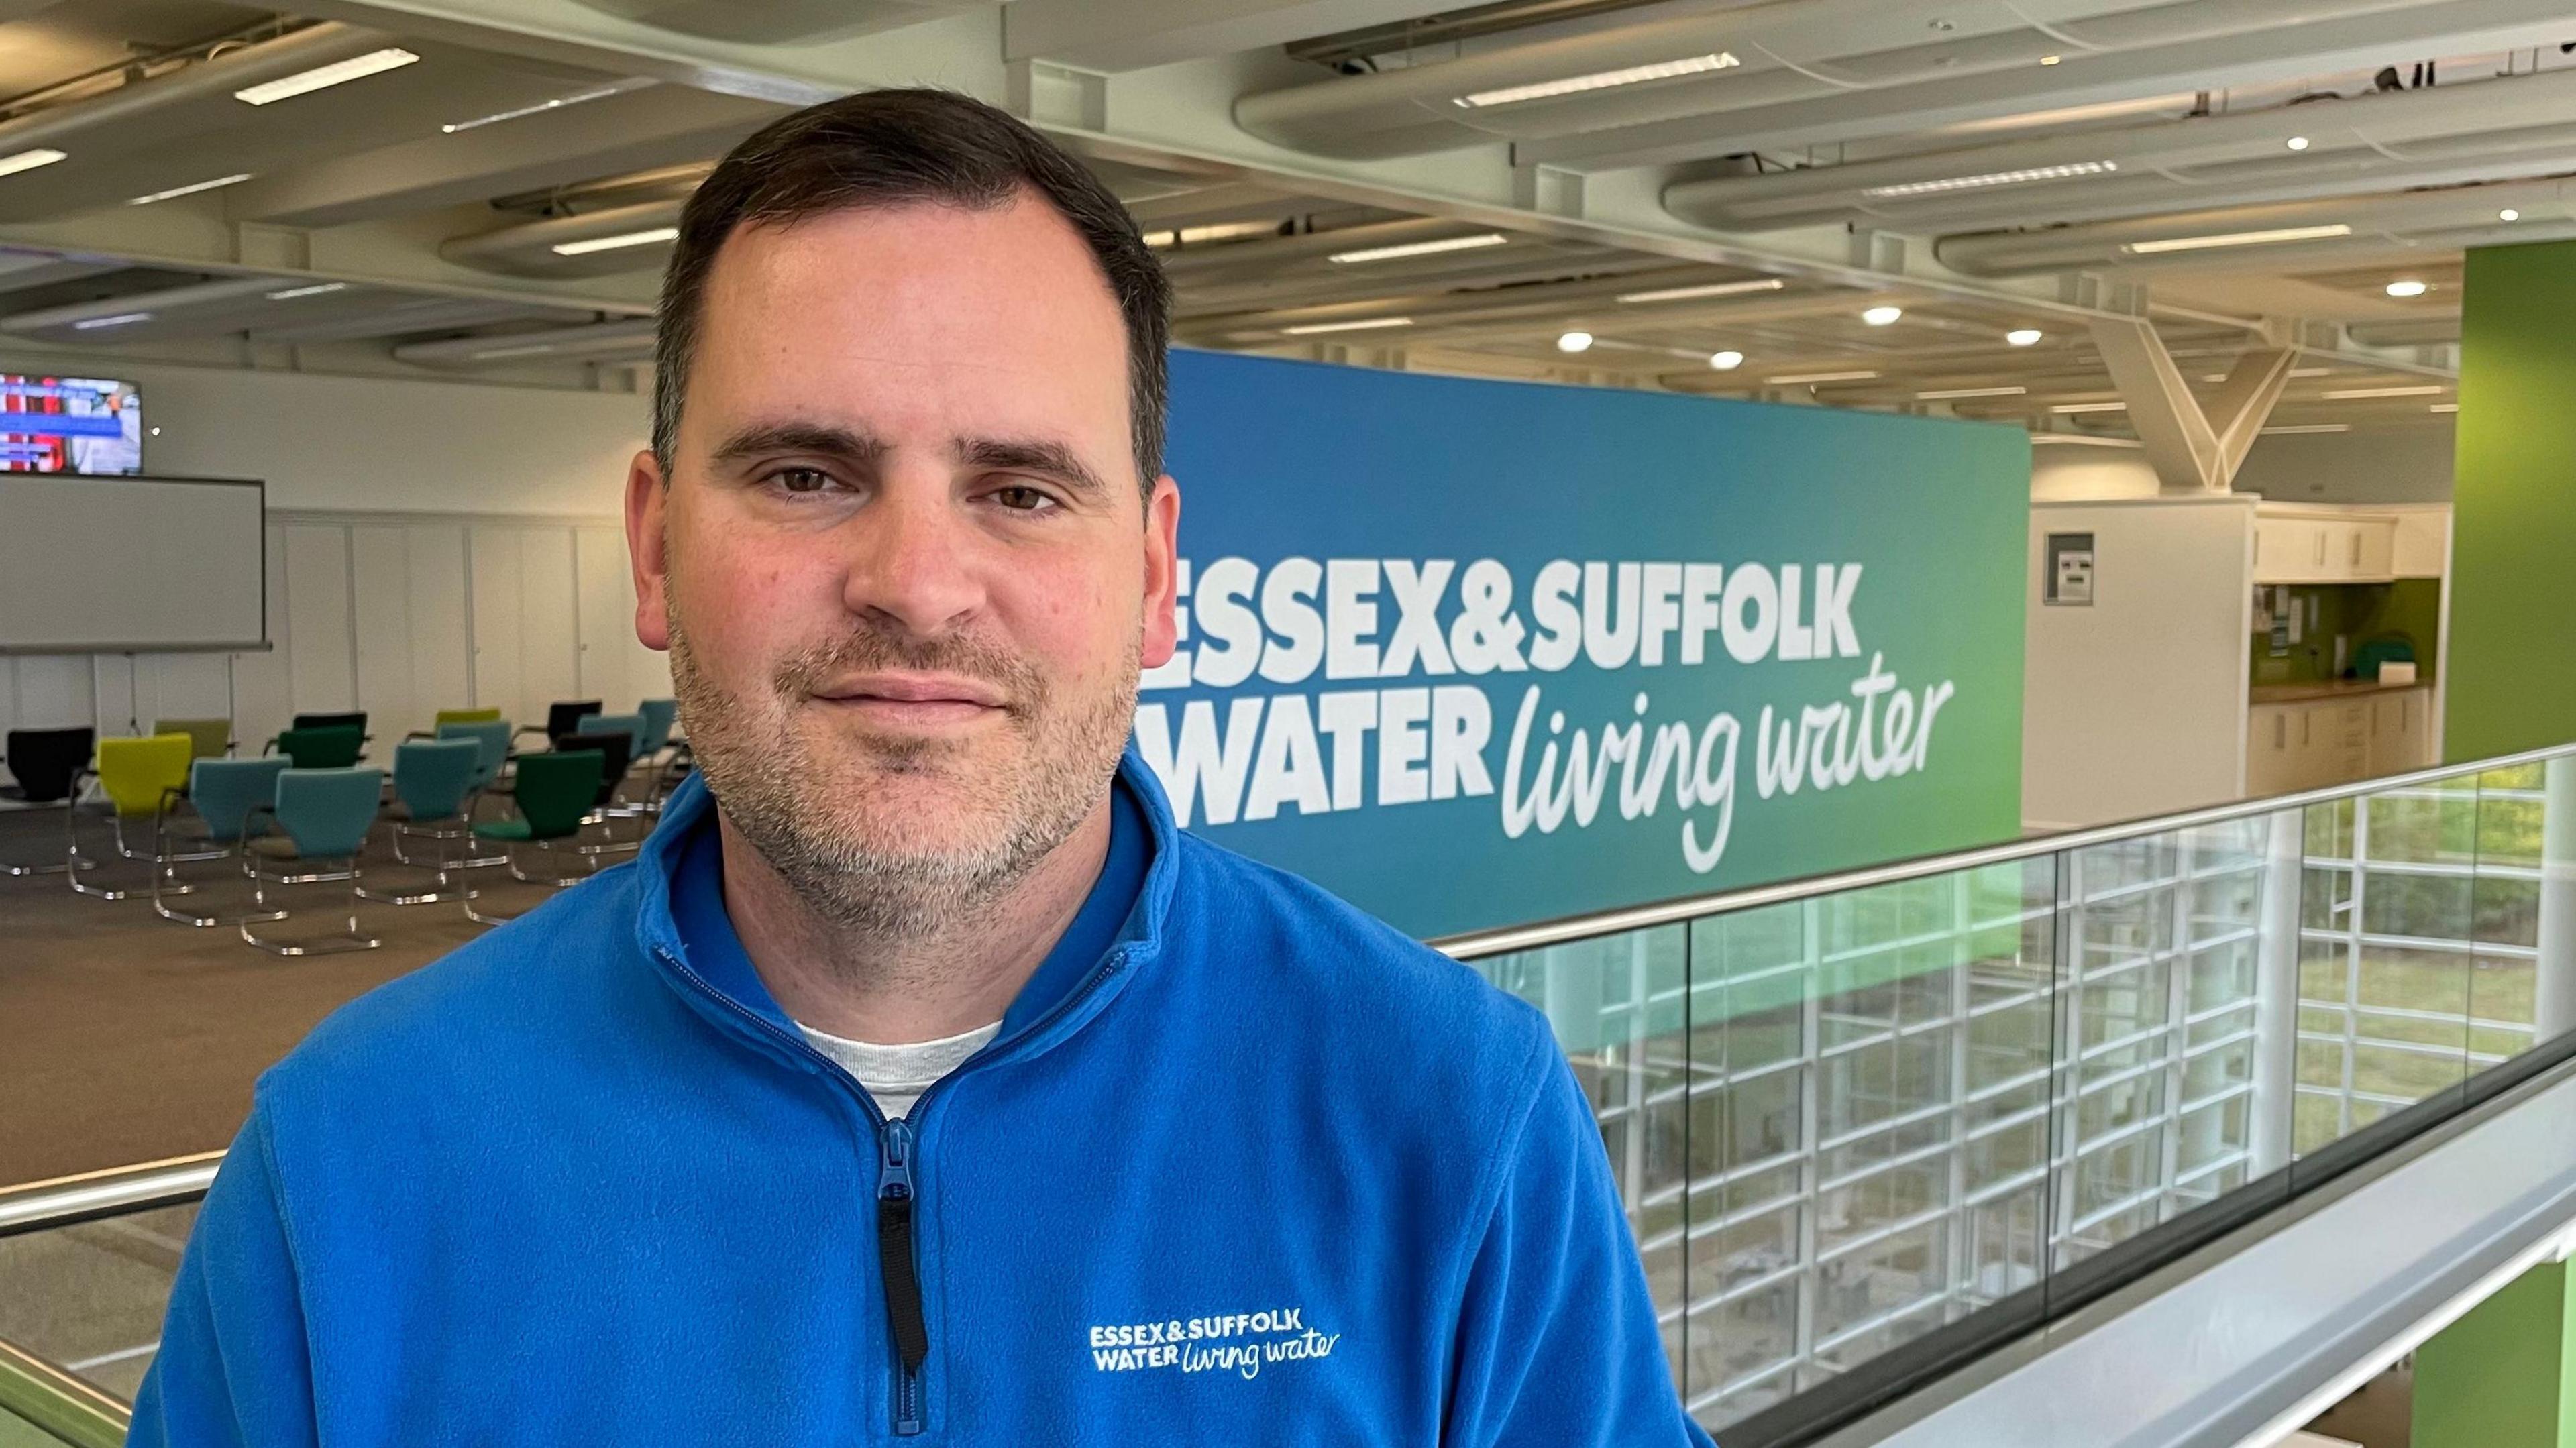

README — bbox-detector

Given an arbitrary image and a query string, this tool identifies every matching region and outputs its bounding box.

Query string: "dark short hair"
[653,88,1171,492]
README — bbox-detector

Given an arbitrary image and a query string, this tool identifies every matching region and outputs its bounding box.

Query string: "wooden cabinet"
[2247,687,2432,796]
[2253,508,2399,584]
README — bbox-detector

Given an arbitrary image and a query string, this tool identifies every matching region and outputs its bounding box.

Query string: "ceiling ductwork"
[1935,175,2576,276]
[1668,62,2576,233]
[1234,0,2545,162]
[392,317,657,366]
[567,0,981,44]
[440,200,684,278]
[0,276,284,338]
[2345,315,2462,347]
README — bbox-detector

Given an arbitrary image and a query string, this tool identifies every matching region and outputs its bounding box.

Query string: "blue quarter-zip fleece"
[131,750,1715,1446]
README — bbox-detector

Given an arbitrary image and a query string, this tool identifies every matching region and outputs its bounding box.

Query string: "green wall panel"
[2449,241,2576,761]
[2414,1258,2576,1448]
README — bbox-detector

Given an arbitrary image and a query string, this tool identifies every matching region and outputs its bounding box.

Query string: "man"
[133,89,1711,1446]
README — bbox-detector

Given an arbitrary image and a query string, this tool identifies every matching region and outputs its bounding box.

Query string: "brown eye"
[772,467,833,494]
[992,485,1053,512]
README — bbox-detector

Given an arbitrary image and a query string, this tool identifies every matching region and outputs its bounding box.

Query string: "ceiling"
[0,0,2555,449]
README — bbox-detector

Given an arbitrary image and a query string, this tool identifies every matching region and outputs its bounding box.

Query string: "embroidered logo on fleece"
[1087,1308,1340,1380]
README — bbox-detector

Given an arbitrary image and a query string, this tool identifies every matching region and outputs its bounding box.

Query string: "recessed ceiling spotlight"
[2385,279,2430,298]
[2039,54,2063,66]
[1862,304,1904,326]
[2286,135,2310,151]
[2006,327,2043,346]
[1556,330,1595,353]
[2500,208,2522,221]
[1709,349,1744,370]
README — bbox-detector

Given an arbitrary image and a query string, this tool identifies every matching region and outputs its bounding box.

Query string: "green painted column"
[2412,1258,2576,1448]
[2448,240,2576,761]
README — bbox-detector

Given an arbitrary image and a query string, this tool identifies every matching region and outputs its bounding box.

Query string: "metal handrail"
[1432,738,2576,961]
[0,1336,129,1447]
[0,1151,223,1239]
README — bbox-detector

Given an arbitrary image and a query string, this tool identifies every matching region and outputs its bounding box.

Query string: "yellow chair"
[153,717,233,761]
[68,733,209,901]
[433,708,503,729]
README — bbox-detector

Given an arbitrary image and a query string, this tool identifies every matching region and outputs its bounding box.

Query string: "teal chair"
[451,749,604,926]
[365,738,485,904]
[240,767,384,955]
[152,755,291,927]
[636,699,678,758]
[437,719,513,791]
[270,725,364,770]
[634,698,686,818]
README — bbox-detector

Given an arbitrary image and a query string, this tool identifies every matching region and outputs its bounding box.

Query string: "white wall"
[0,360,665,773]
[2033,444,2161,502]
[2023,496,2258,832]
[2235,423,2455,504]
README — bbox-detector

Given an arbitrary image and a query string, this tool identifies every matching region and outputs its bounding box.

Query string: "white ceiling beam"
[2090,316,2296,492]
[1519,0,2576,170]
[225,85,786,228]
[1004,0,1462,74]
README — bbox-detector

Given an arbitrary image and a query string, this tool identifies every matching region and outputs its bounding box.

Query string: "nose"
[839,464,987,638]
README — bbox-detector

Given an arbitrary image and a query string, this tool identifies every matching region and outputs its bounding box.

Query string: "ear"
[625,449,673,651]
[1140,474,1181,669]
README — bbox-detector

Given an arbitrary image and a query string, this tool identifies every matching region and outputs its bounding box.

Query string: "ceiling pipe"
[392,317,657,366]
[1935,174,2576,276]
[2346,316,2463,347]
[490,162,713,219]
[0,23,399,157]
[1668,63,2576,232]
[0,276,281,333]
[1233,0,2451,160]
[439,200,683,278]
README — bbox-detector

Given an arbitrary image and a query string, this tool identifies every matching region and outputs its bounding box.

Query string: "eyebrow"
[710,421,890,468]
[955,436,1112,501]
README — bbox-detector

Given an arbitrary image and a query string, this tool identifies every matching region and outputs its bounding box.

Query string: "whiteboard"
[0,474,266,653]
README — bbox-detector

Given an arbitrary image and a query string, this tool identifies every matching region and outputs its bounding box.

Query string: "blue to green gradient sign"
[1139,349,2029,940]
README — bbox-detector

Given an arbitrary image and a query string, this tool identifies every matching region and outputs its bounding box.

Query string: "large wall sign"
[1139,349,2029,940]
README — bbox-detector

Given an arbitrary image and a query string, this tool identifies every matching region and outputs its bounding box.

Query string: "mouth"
[808,671,1008,728]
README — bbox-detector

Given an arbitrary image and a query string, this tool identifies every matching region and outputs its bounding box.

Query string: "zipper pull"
[877,1117,929,1435]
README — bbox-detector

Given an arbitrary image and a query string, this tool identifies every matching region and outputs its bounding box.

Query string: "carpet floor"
[0,804,601,1186]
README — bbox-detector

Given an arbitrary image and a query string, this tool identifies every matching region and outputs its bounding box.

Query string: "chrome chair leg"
[239,857,380,955]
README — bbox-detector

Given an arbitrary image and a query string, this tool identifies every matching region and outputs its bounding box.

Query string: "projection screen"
[0,474,266,653]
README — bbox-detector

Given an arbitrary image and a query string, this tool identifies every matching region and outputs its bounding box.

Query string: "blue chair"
[241,767,384,955]
[437,719,513,791]
[365,738,486,905]
[152,756,291,927]
[636,699,678,759]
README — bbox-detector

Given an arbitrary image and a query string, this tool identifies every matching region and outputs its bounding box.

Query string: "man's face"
[628,194,1179,930]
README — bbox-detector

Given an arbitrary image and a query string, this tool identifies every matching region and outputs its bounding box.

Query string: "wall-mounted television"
[0,375,143,475]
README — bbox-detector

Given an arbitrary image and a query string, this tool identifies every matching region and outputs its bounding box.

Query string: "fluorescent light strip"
[442,78,652,133]
[0,148,67,180]
[1456,51,1738,109]
[1917,386,2027,400]
[2050,401,2127,413]
[128,172,253,205]
[1282,316,1414,335]
[1766,369,1878,384]
[2261,424,2350,435]
[2431,402,2460,412]
[71,312,153,331]
[551,226,680,256]
[1327,233,1509,264]
[1616,278,1786,304]
[471,341,570,360]
[1863,160,2117,199]
[2323,384,2447,400]
[2124,223,2353,255]
[234,47,421,106]
[1144,221,1277,249]
[266,282,347,300]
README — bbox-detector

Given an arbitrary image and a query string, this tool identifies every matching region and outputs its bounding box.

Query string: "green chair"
[450,749,604,926]
[152,717,233,762]
[270,725,364,770]
[364,738,485,905]
[152,756,291,927]
[437,718,513,791]
[241,767,384,955]
[67,733,200,901]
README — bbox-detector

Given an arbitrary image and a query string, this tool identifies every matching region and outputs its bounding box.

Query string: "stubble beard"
[667,602,1139,944]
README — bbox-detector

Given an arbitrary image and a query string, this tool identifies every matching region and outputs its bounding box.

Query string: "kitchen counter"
[2249,677,2428,706]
